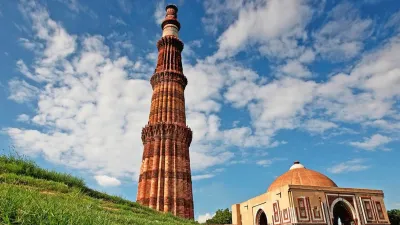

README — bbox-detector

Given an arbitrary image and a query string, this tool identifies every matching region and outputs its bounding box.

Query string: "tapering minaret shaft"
[137,4,194,219]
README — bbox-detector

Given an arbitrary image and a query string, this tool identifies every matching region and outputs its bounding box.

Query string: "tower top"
[161,4,181,35]
[166,4,178,13]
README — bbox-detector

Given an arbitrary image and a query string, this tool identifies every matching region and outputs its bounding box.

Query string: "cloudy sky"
[1,0,400,222]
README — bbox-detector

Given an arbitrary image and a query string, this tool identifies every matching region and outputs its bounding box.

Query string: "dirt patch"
[40,190,57,195]
[102,206,119,211]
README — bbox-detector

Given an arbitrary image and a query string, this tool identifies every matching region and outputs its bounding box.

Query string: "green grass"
[0,153,198,225]
[0,154,85,188]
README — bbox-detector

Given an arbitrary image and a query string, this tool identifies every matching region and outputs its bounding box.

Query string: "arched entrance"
[333,201,354,225]
[256,209,268,225]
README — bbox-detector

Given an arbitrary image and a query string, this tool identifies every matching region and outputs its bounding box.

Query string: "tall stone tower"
[136,4,194,219]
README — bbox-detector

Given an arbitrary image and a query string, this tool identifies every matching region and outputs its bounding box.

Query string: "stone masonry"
[136,4,194,219]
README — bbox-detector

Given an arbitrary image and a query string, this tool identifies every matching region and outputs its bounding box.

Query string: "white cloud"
[212,0,313,59]
[256,159,273,167]
[185,60,258,113]
[16,114,30,122]
[223,80,258,108]
[55,0,81,12]
[18,0,77,82]
[106,32,136,56]
[6,2,153,180]
[202,0,245,35]
[197,212,214,223]
[16,60,41,82]
[29,8,76,63]
[328,159,370,174]
[7,1,278,184]
[224,75,321,144]
[219,28,400,143]
[117,0,133,14]
[7,0,400,187]
[365,120,400,132]
[256,158,287,167]
[279,60,311,78]
[315,35,400,123]
[188,3,400,159]
[19,38,42,51]
[313,2,373,61]
[258,36,306,60]
[249,78,316,133]
[298,49,316,64]
[303,119,338,134]
[109,15,127,26]
[189,146,234,172]
[202,2,398,152]
[192,174,215,181]
[182,40,203,60]
[154,0,166,25]
[94,175,121,187]
[184,60,284,148]
[8,79,39,103]
[54,0,96,18]
[384,10,400,33]
[350,134,392,151]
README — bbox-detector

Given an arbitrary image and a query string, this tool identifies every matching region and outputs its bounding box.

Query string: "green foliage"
[205,208,232,224]
[0,153,198,225]
[389,209,400,225]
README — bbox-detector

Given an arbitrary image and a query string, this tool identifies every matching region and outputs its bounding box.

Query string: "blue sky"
[1,0,400,222]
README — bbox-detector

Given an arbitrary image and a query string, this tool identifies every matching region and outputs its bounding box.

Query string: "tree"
[388,209,400,225]
[205,208,232,224]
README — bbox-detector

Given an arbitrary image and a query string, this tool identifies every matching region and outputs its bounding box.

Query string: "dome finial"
[290,161,305,170]
[268,161,337,192]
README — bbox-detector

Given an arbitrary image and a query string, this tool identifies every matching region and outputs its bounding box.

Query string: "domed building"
[232,161,390,225]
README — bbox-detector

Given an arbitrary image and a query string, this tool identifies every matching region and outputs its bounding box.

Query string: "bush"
[389,209,400,225]
[205,208,232,224]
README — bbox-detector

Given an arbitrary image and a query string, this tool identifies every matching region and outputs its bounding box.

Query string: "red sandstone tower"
[136,4,194,219]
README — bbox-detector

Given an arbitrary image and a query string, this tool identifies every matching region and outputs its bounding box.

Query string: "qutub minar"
[136,4,194,219]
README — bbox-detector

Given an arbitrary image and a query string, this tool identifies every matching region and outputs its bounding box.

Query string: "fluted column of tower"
[136,4,194,219]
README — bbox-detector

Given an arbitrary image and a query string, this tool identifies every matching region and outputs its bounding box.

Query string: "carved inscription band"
[150,71,188,89]
[141,123,193,145]
[142,147,190,160]
[138,170,192,182]
[151,90,185,101]
[149,108,186,117]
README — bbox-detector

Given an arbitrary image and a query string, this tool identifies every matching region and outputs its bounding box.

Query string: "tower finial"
[161,4,181,37]
[166,4,178,14]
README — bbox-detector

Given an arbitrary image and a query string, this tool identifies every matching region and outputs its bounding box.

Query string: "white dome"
[289,161,305,170]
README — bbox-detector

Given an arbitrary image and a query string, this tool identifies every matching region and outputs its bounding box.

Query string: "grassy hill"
[0,153,198,225]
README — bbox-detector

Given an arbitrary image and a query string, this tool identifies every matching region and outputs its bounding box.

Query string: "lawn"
[0,153,198,225]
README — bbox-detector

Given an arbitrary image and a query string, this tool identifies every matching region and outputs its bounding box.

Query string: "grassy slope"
[0,154,198,225]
